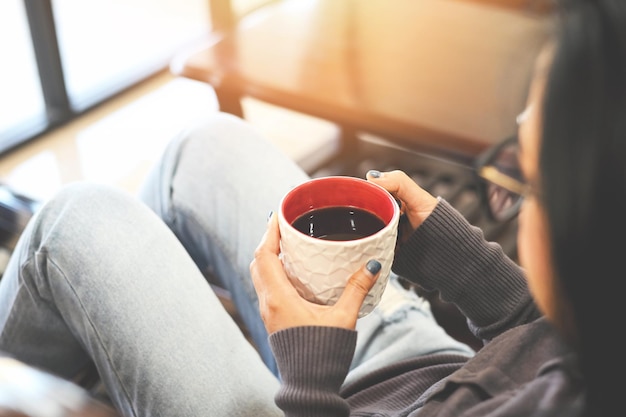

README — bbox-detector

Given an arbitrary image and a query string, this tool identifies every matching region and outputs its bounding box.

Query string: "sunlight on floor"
[0,75,218,201]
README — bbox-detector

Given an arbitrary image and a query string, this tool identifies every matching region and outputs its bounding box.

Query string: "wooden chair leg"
[214,86,244,118]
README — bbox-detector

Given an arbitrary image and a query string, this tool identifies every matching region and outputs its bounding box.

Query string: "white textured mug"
[277,176,400,317]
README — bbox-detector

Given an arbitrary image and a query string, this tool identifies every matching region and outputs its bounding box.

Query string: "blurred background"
[0,0,553,197]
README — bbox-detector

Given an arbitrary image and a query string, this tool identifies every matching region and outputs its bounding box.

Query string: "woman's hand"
[366,170,438,235]
[250,214,381,334]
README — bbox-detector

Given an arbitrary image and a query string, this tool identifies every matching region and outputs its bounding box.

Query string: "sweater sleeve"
[392,198,541,341]
[269,326,357,417]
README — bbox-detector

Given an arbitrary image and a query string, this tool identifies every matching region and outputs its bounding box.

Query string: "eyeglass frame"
[473,134,531,223]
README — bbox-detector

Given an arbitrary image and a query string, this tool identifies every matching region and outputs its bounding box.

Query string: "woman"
[0,0,620,415]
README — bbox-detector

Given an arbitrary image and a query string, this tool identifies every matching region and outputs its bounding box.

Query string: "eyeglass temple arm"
[478,166,527,195]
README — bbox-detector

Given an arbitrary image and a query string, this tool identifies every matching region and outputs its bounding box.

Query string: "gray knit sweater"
[269,199,584,416]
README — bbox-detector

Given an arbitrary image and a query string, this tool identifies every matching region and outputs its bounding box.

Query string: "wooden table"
[172,0,553,160]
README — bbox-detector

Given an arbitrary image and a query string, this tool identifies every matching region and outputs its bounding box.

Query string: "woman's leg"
[138,112,310,375]
[0,183,280,417]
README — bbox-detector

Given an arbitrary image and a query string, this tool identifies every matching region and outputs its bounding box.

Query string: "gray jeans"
[0,112,473,416]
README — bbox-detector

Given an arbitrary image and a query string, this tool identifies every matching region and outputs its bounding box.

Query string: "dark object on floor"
[0,185,40,251]
[0,185,41,277]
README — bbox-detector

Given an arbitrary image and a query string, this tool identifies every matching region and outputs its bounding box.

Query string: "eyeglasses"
[474,135,530,222]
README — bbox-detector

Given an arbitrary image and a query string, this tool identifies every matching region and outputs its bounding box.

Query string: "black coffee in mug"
[291,206,386,241]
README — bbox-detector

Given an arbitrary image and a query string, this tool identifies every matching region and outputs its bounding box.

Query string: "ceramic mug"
[277,176,400,317]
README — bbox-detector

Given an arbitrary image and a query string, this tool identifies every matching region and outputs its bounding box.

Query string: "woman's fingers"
[332,260,381,327]
[250,214,300,328]
[250,213,291,295]
[366,169,438,229]
[258,211,281,254]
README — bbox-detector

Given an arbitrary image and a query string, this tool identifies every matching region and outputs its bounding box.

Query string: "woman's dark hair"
[540,0,626,415]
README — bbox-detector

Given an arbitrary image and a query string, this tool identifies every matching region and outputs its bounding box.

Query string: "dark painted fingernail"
[267,210,273,222]
[366,259,382,276]
[367,170,382,178]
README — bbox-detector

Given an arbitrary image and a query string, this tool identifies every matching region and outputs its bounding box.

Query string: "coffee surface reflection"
[291,206,385,241]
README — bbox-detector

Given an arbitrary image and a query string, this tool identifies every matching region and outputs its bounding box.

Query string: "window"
[0,0,210,155]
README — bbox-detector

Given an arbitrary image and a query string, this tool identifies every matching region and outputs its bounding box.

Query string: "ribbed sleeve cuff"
[269,326,356,416]
[270,326,356,388]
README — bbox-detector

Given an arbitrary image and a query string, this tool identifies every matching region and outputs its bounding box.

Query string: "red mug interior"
[281,176,396,226]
